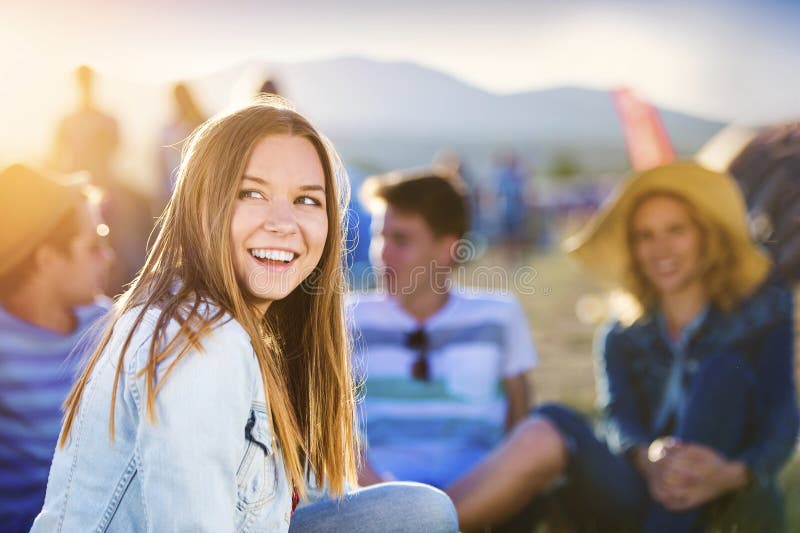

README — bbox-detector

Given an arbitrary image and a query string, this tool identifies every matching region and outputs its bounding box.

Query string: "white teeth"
[655,259,677,274]
[250,249,295,262]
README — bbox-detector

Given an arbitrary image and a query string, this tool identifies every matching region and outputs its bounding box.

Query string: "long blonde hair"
[625,190,753,315]
[60,98,358,497]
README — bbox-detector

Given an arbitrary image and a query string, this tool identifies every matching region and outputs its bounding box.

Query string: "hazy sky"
[2,0,799,123]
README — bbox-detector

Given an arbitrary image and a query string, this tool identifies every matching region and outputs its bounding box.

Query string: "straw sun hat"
[563,161,771,294]
[0,164,88,277]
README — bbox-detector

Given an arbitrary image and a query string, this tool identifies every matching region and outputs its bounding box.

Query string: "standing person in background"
[445,162,799,532]
[156,82,206,213]
[494,149,528,265]
[352,169,537,490]
[51,65,153,297]
[51,65,119,185]
[32,99,457,532]
[434,148,484,239]
[0,164,112,533]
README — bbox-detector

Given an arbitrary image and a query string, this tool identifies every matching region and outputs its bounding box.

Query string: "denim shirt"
[31,304,293,532]
[651,306,709,434]
[595,280,800,484]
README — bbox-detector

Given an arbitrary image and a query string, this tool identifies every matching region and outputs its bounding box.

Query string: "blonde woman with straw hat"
[446,161,798,532]
[30,99,457,532]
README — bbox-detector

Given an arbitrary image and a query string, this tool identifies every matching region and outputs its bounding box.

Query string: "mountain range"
[193,56,725,175]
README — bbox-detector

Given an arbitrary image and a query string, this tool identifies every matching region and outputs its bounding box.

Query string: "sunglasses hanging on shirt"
[405,328,430,381]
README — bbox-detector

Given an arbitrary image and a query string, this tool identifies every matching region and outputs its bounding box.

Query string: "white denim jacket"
[32,304,293,532]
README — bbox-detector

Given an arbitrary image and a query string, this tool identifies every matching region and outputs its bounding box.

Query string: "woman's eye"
[297,195,322,206]
[239,190,265,200]
[669,225,686,236]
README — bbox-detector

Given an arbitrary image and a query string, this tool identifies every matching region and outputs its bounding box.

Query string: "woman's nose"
[261,200,298,235]
[652,235,673,254]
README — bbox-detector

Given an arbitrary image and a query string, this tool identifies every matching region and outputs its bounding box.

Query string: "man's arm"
[501,297,537,431]
[503,372,530,431]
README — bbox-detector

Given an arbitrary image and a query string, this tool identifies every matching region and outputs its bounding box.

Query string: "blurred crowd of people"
[36,66,600,296]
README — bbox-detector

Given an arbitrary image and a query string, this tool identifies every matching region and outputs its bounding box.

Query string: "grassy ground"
[466,249,800,531]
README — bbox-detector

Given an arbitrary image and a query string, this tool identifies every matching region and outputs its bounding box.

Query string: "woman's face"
[631,194,703,298]
[230,134,328,314]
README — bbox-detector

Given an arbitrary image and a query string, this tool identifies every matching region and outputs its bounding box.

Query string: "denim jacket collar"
[655,306,710,354]
[622,281,791,360]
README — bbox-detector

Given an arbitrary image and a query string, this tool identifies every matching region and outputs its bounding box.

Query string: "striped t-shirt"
[349,290,537,488]
[0,302,108,532]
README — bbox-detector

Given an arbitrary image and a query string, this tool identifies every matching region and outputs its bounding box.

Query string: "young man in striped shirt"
[0,164,113,532]
[351,169,537,492]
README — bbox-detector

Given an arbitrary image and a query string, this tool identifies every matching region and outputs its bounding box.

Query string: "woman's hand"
[636,439,750,511]
[633,437,682,508]
[656,442,750,510]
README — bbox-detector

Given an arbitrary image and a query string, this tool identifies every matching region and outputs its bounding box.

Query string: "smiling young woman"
[30,98,457,533]
[445,162,798,533]
[231,134,329,312]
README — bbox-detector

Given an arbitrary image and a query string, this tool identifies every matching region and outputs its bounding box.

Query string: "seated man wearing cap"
[350,169,538,492]
[0,164,112,532]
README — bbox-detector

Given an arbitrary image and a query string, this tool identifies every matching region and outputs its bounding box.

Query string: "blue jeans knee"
[529,402,593,458]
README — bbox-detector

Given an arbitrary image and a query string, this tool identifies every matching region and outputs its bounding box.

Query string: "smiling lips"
[652,258,679,276]
[249,248,298,268]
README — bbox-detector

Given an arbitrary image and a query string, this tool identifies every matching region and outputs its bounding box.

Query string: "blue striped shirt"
[349,290,537,488]
[0,302,108,532]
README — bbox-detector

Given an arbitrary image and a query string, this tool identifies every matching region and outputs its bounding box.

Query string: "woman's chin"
[652,275,702,298]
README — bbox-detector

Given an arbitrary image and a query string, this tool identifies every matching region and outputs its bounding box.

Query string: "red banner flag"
[612,87,676,170]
